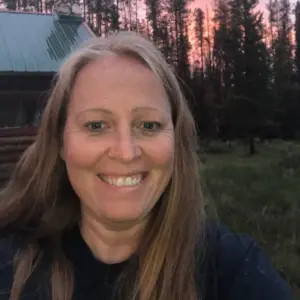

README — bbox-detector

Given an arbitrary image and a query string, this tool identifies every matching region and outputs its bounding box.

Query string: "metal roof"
[0,11,94,73]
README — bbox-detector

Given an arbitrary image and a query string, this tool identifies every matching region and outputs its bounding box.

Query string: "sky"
[186,0,298,63]
[188,0,298,23]
[190,0,298,8]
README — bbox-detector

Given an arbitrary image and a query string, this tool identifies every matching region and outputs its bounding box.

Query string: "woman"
[0,32,292,300]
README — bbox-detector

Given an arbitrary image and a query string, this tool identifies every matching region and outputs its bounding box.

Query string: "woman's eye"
[141,122,161,131]
[84,121,106,131]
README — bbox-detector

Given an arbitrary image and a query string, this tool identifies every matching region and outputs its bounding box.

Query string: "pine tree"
[225,0,269,153]
[145,0,163,42]
[213,0,231,104]
[273,0,293,94]
[166,0,192,80]
[109,3,120,32]
[3,0,17,9]
[269,0,297,138]
[193,8,205,76]
[85,0,122,36]
[228,0,269,98]
[267,0,279,47]
[295,1,300,85]
[158,15,173,62]
[118,0,139,31]
[266,0,279,85]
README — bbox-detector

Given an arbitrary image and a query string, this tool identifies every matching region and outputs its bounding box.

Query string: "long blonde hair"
[0,32,206,300]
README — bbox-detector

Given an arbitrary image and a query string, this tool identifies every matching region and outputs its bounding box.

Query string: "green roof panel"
[0,11,94,73]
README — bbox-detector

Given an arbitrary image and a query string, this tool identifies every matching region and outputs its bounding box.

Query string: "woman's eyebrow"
[76,107,113,119]
[75,106,168,121]
[132,106,166,114]
[79,106,165,114]
[78,108,113,115]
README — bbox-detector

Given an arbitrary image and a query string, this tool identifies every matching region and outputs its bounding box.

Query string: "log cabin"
[0,10,94,187]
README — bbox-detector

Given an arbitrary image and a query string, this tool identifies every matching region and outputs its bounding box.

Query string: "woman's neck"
[80,211,148,264]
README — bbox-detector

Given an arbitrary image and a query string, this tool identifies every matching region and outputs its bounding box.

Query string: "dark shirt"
[0,224,293,300]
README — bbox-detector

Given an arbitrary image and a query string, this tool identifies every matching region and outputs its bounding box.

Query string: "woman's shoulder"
[0,232,21,268]
[0,232,21,296]
[202,222,293,300]
[0,232,50,299]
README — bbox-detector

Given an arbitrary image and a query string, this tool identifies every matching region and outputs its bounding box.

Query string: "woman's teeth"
[99,174,143,187]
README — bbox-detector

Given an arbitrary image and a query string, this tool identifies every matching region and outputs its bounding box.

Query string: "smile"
[98,173,146,187]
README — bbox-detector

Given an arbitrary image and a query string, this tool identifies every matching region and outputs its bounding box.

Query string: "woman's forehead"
[68,55,171,116]
[77,54,150,78]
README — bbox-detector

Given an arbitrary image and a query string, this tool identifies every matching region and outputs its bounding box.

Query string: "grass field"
[199,140,300,299]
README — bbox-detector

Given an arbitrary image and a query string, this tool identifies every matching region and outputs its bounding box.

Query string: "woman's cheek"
[63,133,107,168]
[142,134,175,166]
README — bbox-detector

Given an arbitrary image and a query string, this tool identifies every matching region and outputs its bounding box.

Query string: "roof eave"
[0,71,56,76]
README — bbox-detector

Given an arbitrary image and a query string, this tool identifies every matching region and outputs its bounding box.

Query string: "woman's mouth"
[97,173,147,187]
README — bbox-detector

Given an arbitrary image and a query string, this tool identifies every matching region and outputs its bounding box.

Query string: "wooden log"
[0,127,37,138]
[0,163,15,173]
[0,144,29,153]
[0,136,35,146]
[0,180,8,189]
[0,172,11,182]
[0,153,21,164]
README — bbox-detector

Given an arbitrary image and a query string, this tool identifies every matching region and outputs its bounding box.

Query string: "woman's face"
[61,55,174,225]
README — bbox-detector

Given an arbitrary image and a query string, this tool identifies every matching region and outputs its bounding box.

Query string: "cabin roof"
[0,11,94,73]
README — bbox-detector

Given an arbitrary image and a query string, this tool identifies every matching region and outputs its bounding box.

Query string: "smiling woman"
[61,54,175,256]
[0,32,292,300]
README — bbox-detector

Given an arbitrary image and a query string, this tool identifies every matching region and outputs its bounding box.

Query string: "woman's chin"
[99,207,147,225]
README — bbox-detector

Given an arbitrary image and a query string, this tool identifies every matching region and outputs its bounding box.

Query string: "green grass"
[199,140,300,299]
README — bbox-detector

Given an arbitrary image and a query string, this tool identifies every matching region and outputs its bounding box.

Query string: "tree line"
[191,0,300,153]
[2,0,300,153]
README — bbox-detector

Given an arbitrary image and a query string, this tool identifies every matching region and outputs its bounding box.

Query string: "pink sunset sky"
[185,0,298,63]
[188,0,298,22]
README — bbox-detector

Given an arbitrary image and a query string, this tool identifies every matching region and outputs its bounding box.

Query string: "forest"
[3,0,300,154]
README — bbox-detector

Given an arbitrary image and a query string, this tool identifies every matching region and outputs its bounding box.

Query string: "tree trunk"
[128,0,132,30]
[152,1,158,42]
[135,0,138,32]
[174,4,179,65]
[97,0,102,36]
[249,135,255,155]
[83,0,86,21]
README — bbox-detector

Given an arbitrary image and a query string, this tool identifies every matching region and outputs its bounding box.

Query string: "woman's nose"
[107,129,141,162]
